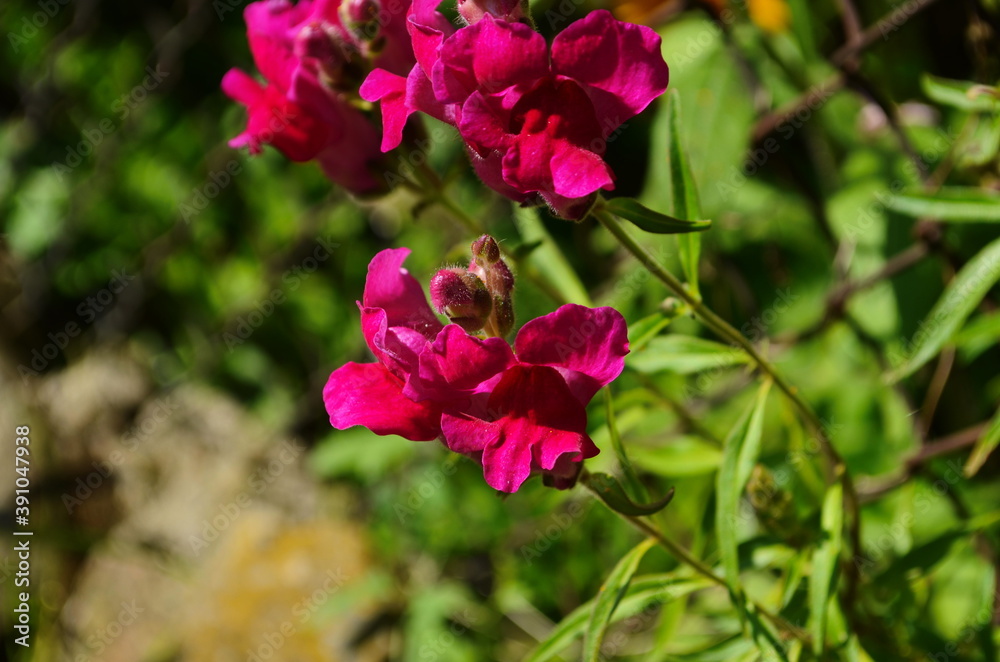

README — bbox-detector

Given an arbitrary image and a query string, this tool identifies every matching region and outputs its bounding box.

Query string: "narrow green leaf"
[886,235,1000,383]
[523,575,710,662]
[603,197,711,235]
[965,407,1000,477]
[584,472,675,517]
[628,312,678,352]
[583,538,656,662]
[887,187,1000,222]
[513,204,592,306]
[955,311,1000,362]
[604,388,648,503]
[747,605,789,662]
[627,334,750,375]
[666,89,704,299]
[716,381,772,609]
[921,74,1000,112]
[810,477,844,656]
[629,436,723,478]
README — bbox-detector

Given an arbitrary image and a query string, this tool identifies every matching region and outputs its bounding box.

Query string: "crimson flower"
[222,0,414,194]
[360,4,668,218]
[323,243,629,492]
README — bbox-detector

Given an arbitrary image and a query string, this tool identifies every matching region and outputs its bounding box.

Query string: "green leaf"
[604,388,648,503]
[603,197,711,235]
[628,312,679,352]
[627,334,750,375]
[513,204,592,306]
[921,75,1000,112]
[583,472,675,517]
[810,477,844,656]
[955,311,1000,362]
[886,187,1000,222]
[965,407,1000,477]
[583,538,656,662]
[629,436,723,478]
[886,236,1000,382]
[666,89,705,299]
[716,381,771,609]
[523,575,710,662]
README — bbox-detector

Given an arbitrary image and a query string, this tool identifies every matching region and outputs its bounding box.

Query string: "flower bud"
[465,235,515,337]
[339,0,383,42]
[471,234,501,265]
[294,23,363,90]
[430,269,492,333]
[456,0,527,25]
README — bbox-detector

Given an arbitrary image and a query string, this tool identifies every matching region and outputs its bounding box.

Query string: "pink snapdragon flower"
[222,0,415,194]
[360,4,668,218]
[324,240,629,492]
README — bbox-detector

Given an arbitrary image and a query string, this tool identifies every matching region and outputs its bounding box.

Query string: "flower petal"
[408,0,456,75]
[324,362,443,440]
[363,248,443,339]
[360,68,411,151]
[433,15,548,104]
[244,0,312,93]
[549,139,614,199]
[551,10,669,126]
[407,324,515,403]
[514,304,629,404]
[442,365,595,492]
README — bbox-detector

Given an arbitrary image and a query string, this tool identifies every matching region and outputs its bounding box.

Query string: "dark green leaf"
[886,236,1000,382]
[584,472,675,516]
[603,197,711,235]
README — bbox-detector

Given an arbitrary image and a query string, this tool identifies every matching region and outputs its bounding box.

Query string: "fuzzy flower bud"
[430,269,492,333]
[466,235,514,338]
[456,0,527,25]
[339,0,383,42]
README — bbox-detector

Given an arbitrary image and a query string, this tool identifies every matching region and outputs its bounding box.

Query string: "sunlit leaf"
[583,538,656,662]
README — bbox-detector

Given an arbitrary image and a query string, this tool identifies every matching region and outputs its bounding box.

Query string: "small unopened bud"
[471,234,501,264]
[295,23,363,90]
[430,269,492,332]
[339,0,383,41]
[456,0,527,25]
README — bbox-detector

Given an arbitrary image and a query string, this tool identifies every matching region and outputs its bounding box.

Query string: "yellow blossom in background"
[748,0,791,34]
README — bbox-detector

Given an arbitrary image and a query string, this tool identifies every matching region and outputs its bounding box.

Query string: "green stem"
[412,162,571,306]
[592,207,863,605]
[582,480,810,644]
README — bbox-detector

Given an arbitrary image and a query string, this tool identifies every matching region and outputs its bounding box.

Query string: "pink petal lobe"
[360,68,411,151]
[551,10,669,126]
[324,362,443,440]
[407,324,515,402]
[363,248,443,339]
[514,304,629,404]
[433,16,548,104]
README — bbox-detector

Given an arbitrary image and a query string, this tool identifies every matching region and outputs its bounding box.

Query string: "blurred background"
[1,0,999,660]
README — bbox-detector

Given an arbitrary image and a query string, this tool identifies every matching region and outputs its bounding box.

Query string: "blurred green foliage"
[3,0,1000,660]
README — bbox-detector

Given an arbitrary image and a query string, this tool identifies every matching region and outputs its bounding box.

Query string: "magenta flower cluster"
[223,0,668,215]
[361,1,669,217]
[222,0,670,491]
[323,244,629,492]
[222,0,415,194]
